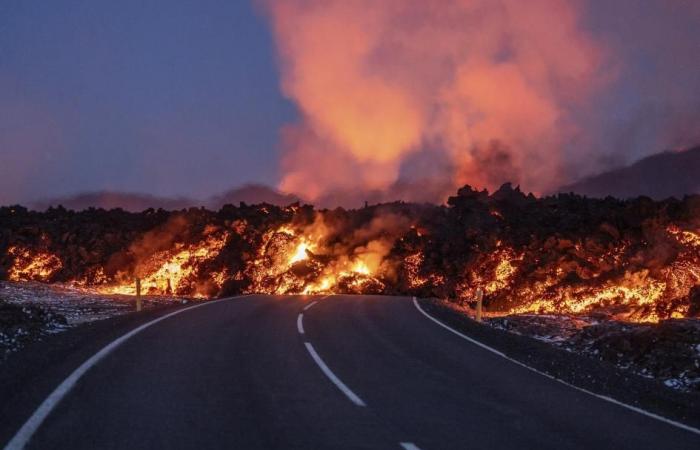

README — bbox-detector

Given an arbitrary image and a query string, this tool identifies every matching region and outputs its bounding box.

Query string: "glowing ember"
[484,248,521,295]
[8,246,62,282]
[439,222,700,324]
[242,216,390,295]
[508,274,668,322]
[405,252,427,288]
[497,231,700,323]
[351,260,370,276]
[667,225,700,248]
[302,277,333,295]
[289,241,311,264]
[98,233,229,297]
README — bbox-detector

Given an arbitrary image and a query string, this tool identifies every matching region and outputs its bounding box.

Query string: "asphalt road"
[6,295,700,449]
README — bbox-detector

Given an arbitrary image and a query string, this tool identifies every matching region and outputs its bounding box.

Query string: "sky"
[0,0,699,206]
[0,0,295,204]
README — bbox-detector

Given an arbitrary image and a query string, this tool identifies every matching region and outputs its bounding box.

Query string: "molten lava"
[492,226,700,322]
[244,222,386,296]
[7,246,62,282]
[2,185,699,323]
[98,232,229,298]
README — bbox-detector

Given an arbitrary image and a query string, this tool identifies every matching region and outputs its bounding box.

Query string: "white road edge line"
[297,313,305,334]
[304,341,366,407]
[4,295,252,450]
[412,297,700,437]
[399,442,422,450]
[303,300,318,311]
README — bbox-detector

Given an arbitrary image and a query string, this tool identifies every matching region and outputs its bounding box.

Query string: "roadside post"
[135,277,142,312]
[475,288,483,322]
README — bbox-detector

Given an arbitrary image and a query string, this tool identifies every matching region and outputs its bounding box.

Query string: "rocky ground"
[565,318,700,391]
[0,299,67,360]
[434,299,700,392]
[0,281,186,360]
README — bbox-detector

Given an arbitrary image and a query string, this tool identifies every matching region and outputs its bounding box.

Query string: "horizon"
[11,144,700,212]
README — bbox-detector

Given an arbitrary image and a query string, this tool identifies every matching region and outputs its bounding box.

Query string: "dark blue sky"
[0,0,295,204]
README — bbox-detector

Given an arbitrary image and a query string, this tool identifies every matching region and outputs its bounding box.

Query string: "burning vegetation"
[1,184,700,323]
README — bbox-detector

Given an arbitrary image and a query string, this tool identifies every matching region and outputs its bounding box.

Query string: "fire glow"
[245,222,386,296]
[263,0,608,203]
[447,226,700,323]
[2,189,700,324]
[97,232,230,298]
[7,245,62,282]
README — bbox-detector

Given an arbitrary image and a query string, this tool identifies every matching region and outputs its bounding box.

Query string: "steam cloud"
[263,0,608,203]
[263,1,700,204]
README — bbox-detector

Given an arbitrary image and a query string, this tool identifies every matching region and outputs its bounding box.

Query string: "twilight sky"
[1,0,699,205]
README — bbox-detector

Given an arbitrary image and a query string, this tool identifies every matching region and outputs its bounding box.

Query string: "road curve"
[6,295,700,449]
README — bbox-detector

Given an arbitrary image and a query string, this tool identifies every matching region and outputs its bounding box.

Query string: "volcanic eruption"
[3,1,700,326]
[2,182,700,324]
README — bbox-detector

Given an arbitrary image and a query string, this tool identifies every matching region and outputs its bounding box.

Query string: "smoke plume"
[263,0,608,202]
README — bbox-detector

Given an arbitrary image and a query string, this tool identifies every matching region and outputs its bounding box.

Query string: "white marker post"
[135,277,142,312]
[475,288,483,322]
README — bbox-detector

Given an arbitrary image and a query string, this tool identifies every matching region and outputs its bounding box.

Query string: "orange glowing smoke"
[263,0,607,201]
[7,245,62,282]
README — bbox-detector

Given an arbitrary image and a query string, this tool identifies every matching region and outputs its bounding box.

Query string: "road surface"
[5,295,700,449]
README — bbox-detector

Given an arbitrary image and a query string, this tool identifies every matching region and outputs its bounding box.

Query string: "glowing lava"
[7,246,62,282]
[289,241,311,264]
[98,233,229,297]
[352,260,370,276]
[245,220,387,295]
[495,227,700,322]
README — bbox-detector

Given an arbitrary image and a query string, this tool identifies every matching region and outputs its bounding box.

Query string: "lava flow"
[2,184,700,323]
[97,231,230,298]
[244,220,387,296]
[7,245,63,282]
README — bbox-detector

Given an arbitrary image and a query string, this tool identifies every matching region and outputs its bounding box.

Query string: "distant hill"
[559,146,700,199]
[30,184,301,212]
[30,192,198,212]
[207,184,300,209]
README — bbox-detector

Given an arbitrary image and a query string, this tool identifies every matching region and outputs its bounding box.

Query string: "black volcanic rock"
[559,146,700,200]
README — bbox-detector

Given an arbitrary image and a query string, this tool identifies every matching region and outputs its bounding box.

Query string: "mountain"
[207,184,300,209]
[30,192,198,212]
[29,184,301,212]
[559,146,700,199]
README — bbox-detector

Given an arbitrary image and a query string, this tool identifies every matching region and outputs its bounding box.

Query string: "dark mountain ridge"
[559,146,700,200]
[29,184,300,212]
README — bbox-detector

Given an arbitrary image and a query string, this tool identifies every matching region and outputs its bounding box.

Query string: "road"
[5,295,700,449]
